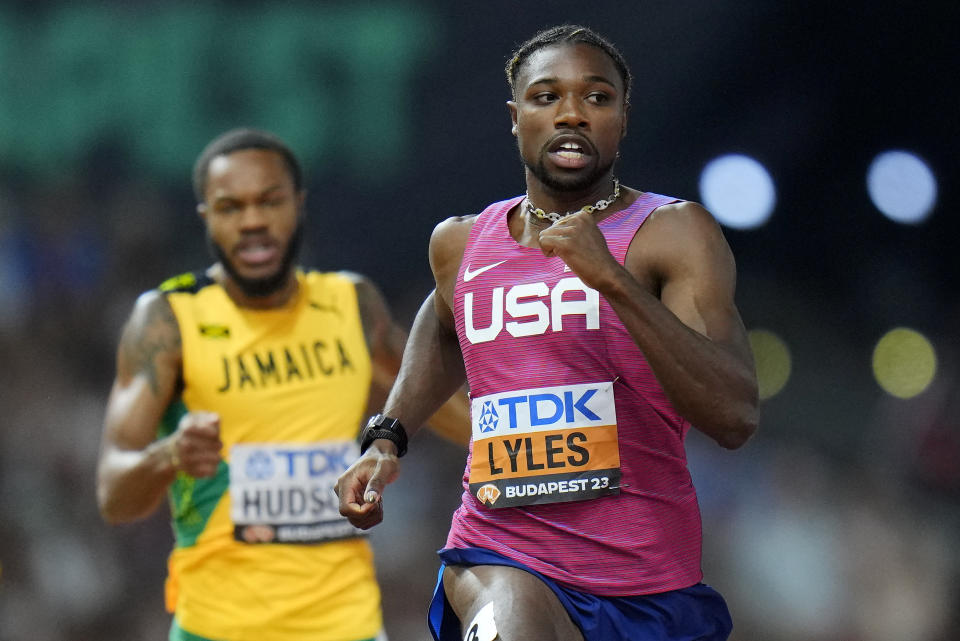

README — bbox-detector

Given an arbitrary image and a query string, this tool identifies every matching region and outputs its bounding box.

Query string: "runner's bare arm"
[380,288,468,438]
[539,201,758,449]
[97,291,221,523]
[378,215,475,435]
[336,218,473,528]
[349,270,470,446]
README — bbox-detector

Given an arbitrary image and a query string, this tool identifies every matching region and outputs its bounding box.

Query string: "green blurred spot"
[872,327,937,399]
[748,328,791,400]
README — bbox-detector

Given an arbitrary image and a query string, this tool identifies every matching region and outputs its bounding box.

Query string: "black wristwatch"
[359,414,408,457]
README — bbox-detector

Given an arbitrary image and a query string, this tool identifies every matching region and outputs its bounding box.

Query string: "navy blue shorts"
[428,547,732,641]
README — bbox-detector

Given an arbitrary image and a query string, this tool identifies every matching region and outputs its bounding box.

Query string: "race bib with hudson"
[229,441,365,544]
[469,382,621,508]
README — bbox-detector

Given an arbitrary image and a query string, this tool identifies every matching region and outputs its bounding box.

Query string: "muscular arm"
[348,271,470,447]
[98,291,223,524]
[383,215,474,436]
[539,201,758,449]
[381,288,467,437]
[97,291,184,523]
[336,217,473,527]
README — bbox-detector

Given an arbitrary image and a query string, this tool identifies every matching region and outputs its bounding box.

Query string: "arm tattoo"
[121,296,181,396]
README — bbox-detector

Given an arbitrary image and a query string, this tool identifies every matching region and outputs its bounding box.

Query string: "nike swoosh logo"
[463,260,507,282]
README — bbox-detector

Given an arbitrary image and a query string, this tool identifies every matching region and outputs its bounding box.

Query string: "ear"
[620,102,630,140]
[196,202,208,222]
[507,100,519,137]
[296,190,307,215]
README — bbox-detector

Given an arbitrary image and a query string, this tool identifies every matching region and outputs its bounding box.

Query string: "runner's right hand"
[335,441,400,529]
[169,411,222,478]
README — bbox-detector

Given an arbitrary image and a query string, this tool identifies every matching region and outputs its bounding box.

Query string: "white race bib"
[469,381,621,508]
[229,441,364,544]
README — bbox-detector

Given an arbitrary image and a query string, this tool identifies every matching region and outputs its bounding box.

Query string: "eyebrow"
[211,184,285,203]
[527,74,618,90]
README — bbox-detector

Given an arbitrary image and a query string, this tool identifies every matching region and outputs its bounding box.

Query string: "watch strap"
[360,414,408,457]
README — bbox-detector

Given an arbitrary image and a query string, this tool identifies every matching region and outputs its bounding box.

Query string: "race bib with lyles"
[229,441,365,544]
[469,381,621,508]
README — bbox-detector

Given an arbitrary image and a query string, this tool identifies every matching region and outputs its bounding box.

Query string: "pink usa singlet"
[447,192,704,595]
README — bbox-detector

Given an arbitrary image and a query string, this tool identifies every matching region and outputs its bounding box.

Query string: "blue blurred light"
[699,154,776,230]
[867,150,937,224]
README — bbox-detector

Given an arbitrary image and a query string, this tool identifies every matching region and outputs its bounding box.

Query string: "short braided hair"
[192,128,303,202]
[505,25,632,104]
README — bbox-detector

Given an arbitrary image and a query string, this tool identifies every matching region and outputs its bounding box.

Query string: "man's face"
[199,148,304,298]
[508,43,628,193]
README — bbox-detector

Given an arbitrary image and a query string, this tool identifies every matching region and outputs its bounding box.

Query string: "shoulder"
[429,195,519,259]
[303,269,377,301]
[645,200,719,232]
[429,214,478,273]
[638,200,729,254]
[129,288,177,327]
[335,269,377,294]
[117,287,182,370]
[158,270,214,295]
[430,214,479,247]
[330,270,399,354]
[334,270,390,320]
[627,199,735,284]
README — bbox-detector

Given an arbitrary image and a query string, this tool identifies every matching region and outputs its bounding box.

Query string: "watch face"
[369,414,397,431]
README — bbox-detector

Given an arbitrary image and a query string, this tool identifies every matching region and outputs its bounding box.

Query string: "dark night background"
[1,2,957,640]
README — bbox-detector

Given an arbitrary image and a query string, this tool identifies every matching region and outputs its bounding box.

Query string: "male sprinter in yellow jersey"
[97,128,468,641]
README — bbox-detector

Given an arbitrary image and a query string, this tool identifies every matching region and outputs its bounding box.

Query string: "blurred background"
[1,1,957,640]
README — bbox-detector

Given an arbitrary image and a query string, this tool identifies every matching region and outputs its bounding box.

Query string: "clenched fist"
[167,411,223,478]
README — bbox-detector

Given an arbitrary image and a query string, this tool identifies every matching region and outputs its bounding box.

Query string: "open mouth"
[235,240,279,266]
[548,139,592,169]
[555,141,585,159]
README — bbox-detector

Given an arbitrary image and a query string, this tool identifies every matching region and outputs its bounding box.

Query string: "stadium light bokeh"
[867,150,937,225]
[747,329,791,400]
[872,327,937,399]
[698,154,776,230]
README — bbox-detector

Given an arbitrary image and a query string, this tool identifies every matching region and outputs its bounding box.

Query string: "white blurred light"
[867,150,937,224]
[699,154,776,230]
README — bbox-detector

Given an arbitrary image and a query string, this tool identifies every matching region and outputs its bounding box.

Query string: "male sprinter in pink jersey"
[337,24,758,641]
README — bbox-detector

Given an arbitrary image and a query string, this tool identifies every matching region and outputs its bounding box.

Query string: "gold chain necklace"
[524,179,620,223]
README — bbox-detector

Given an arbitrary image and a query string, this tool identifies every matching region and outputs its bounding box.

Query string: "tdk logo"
[478,401,499,433]
[274,446,353,477]
[245,450,275,480]
[241,445,355,482]
[493,389,600,431]
[471,382,616,438]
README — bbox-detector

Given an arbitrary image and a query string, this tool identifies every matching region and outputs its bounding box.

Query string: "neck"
[212,264,300,309]
[524,175,621,224]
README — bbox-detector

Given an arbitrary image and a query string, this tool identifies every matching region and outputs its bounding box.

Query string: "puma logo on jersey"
[463,260,507,282]
[309,301,341,316]
[464,276,599,344]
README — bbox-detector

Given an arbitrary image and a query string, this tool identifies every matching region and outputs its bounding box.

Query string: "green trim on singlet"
[157,400,229,549]
[169,619,212,641]
[159,271,214,294]
[169,618,377,641]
